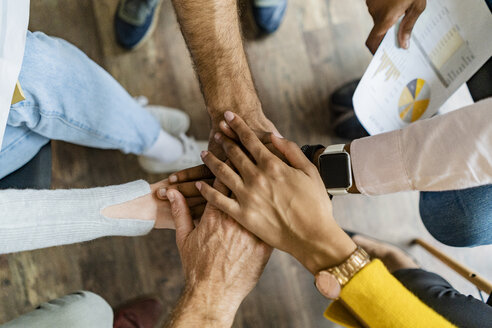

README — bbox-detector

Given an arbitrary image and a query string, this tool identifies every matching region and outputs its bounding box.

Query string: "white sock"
[141,130,183,163]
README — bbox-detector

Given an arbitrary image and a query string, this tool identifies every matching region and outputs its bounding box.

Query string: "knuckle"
[171,206,182,217]
[209,192,221,204]
[224,140,239,155]
[265,159,281,173]
[215,162,229,176]
[306,162,319,175]
[381,16,398,29]
[252,173,268,188]
[287,140,298,150]
[242,133,255,145]
[199,165,210,177]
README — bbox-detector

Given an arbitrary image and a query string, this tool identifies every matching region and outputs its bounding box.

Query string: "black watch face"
[319,153,351,189]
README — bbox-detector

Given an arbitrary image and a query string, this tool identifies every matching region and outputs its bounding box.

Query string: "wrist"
[343,143,359,194]
[101,187,157,223]
[208,100,263,126]
[313,144,360,194]
[180,284,240,326]
[300,225,357,274]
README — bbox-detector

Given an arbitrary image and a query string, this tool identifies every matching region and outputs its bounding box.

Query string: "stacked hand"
[209,110,280,160]
[164,179,271,327]
[166,112,356,275]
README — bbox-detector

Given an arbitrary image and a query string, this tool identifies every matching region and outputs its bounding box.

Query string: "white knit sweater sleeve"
[0,180,155,254]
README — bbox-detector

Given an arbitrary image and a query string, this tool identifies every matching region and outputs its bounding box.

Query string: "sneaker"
[330,79,370,140]
[253,0,288,34]
[114,0,162,50]
[135,96,190,137]
[138,133,208,174]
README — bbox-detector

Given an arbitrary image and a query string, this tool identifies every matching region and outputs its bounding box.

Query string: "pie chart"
[398,78,430,123]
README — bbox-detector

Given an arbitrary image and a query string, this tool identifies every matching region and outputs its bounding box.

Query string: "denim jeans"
[0,31,160,179]
[420,185,492,247]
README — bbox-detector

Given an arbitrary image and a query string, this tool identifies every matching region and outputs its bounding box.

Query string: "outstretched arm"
[0,179,206,254]
[164,180,271,327]
[171,0,278,157]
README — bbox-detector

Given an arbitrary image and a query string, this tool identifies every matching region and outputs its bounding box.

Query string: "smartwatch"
[317,144,352,195]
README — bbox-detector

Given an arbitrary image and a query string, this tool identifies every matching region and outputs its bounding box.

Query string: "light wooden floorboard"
[0,0,490,326]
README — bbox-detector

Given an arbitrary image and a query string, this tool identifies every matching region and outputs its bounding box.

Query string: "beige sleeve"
[351,98,492,195]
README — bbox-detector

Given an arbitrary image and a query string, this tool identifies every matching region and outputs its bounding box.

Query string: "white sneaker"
[135,96,190,136]
[138,133,208,174]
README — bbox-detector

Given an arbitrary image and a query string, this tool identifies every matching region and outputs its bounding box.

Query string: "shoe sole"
[138,156,203,174]
[145,105,190,136]
[127,0,163,51]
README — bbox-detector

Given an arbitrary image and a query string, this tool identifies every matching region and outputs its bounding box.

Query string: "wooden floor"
[1,1,491,327]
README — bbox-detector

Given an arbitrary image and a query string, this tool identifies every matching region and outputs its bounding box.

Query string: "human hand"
[159,122,285,202]
[109,178,206,229]
[209,111,280,160]
[366,0,426,53]
[165,179,272,327]
[196,112,356,274]
[100,179,205,229]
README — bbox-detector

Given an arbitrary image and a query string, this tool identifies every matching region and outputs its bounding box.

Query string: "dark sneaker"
[114,0,162,50]
[113,296,163,328]
[253,0,288,34]
[330,79,370,140]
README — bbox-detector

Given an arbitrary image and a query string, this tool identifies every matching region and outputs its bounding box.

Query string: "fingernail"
[220,120,229,129]
[402,34,410,49]
[195,181,202,190]
[224,111,235,122]
[214,132,222,141]
[201,150,208,158]
[169,175,178,183]
[167,190,175,202]
[273,130,283,138]
[158,188,167,198]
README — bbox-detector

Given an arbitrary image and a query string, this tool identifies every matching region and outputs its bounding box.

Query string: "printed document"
[353,0,492,135]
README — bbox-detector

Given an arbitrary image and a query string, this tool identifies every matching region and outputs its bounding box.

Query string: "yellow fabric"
[11,81,25,105]
[324,260,456,328]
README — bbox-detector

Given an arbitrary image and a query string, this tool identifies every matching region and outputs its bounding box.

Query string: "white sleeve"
[0,180,154,254]
[351,98,492,195]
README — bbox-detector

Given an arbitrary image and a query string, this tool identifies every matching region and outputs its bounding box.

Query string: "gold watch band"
[326,246,371,287]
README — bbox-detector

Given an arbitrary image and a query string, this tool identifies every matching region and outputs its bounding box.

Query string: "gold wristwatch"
[315,246,371,299]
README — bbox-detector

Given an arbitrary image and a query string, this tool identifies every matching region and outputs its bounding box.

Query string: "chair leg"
[412,238,492,295]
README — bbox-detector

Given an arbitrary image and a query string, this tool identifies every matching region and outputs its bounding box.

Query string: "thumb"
[398,3,425,49]
[271,134,311,171]
[366,24,387,54]
[167,189,194,248]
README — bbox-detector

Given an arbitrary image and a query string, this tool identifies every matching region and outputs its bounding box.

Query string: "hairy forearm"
[171,0,262,121]
[164,286,237,328]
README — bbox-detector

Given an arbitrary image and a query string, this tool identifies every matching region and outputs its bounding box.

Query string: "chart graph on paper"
[373,50,401,82]
[412,2,475,88]
[398,78,431,123]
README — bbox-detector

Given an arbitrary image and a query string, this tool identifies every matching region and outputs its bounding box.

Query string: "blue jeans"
[420,185,492,247]
[0,31,160,179]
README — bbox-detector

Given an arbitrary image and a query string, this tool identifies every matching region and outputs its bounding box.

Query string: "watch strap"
[322,144,346,154]
[301,144,325,163]
[325,246,371,287]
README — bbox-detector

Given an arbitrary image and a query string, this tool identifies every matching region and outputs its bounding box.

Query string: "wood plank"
[3,0,491,327]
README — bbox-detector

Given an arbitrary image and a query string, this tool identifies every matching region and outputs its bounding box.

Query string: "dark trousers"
[394,269,492,328]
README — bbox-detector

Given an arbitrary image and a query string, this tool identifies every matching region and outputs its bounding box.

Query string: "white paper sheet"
[0,0,30,150]
[353,0,492,135]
